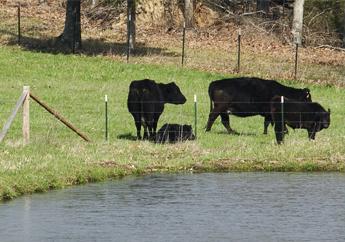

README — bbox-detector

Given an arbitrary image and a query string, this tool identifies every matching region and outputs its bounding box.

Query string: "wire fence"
[0,3,345,144]
[0,89,344,145]
[0,3,344,86]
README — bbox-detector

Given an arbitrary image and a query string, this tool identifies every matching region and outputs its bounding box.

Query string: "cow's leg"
[152,114,161,140]
[307,128,316,140]
[145,111,157,141]
[220,113,236,134]
[274,122,284,144]
[131,113,142,140]
[143,126,149,140]
[135,119,142,140]
[142,119,149,140]
[147,122,155,141]
[205,105,223,132]
[263,116,271,135]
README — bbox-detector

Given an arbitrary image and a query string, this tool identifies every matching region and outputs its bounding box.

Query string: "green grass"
[0,45,345,201]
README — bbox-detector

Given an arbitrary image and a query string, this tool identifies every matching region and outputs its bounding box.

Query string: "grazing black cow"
[127,79,186,140]
[205,77,312,134]
[271,96,331,144]
[155,123,195,144]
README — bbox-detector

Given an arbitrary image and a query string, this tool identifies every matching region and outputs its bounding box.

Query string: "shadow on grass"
[215,130,257,136]
[117,133,137,141]
[2,31,178,57]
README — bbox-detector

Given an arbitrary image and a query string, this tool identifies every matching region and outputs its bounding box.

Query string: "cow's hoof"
[229,130,239,135]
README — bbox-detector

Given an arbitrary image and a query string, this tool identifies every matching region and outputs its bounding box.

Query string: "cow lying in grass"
[155,123,195,144]
[270,96,331,144]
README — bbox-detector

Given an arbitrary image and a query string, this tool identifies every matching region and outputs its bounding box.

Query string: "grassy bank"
[0,46,345,201]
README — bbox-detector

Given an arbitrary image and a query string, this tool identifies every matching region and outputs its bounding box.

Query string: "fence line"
[2,3,344,87]
[0,87,341,144]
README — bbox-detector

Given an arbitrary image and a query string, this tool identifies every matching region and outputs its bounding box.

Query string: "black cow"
[205,77,312,134]
[127,79,187,140]
[271,96,331,144]
[155,123,195,144]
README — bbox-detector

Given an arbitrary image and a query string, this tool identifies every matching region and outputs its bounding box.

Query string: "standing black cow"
[271,96,331,144]
[205,77,312,134]
[127,79,186,140]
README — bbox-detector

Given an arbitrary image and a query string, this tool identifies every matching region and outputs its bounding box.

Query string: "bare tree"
[343,7,345,47]
[184,0,194,28]
[292,0,305,45]
[57,0,81,51]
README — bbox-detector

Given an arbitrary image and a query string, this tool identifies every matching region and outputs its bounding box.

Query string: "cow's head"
[163,82,187,104]
[316,109,331,131]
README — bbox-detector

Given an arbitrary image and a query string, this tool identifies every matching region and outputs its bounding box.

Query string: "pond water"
[1,173,345,242]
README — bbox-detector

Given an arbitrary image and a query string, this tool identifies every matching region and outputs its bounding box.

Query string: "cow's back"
[209,77,273,100]
[127,79,163,113]
[209,77,275,116]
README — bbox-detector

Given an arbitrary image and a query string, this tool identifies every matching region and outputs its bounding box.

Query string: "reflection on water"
[1,173,345,242]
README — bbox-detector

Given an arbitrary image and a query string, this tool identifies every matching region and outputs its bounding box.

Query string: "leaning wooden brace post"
[22,86,30,144]
[29,93,91,142]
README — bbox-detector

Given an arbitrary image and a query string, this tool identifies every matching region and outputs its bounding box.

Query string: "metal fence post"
[127,13,131,63]
[237,28,242,73]
[182,22,186,66]
[105,95,109,141]
[281,96,284,139]
[194,94,197,139]
[17,4,21,44]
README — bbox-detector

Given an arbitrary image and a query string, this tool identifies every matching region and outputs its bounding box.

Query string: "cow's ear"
[328,108,331,114]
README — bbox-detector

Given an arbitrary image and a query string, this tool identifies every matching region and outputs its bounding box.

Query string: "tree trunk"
[184,0,194,28]
[127,0,136,50]
[57,0,81,51]
[292,0,305,45]
[256,0,270,15]
[343,8,345,47]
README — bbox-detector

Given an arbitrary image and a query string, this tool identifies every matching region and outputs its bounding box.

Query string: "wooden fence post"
[23,86,30,145]
[0,87,29,143]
